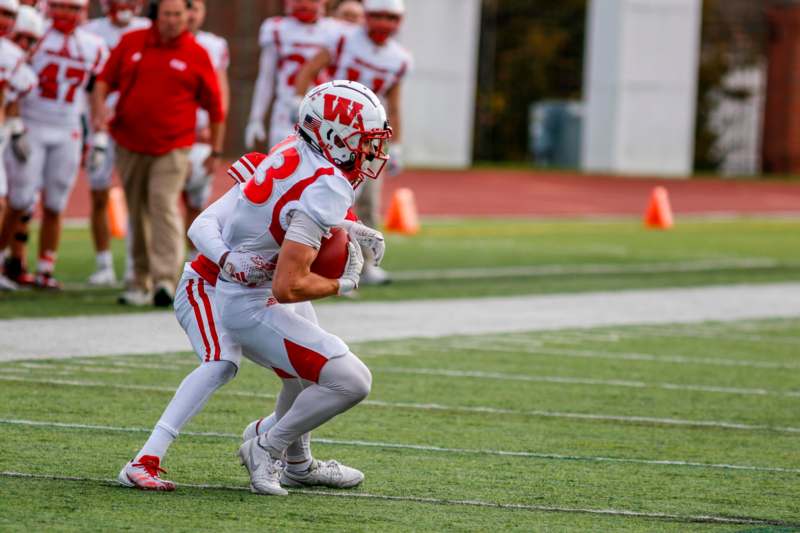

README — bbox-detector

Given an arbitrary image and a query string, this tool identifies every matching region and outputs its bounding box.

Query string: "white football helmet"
[363,0,404,15]
[14,5,44,39]
[101,0,141,25]
[297,80,392,186]
[0,0,18,37]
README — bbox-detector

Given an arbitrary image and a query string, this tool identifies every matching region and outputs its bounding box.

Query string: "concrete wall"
[582,0,702,176]
[397,0,482,168]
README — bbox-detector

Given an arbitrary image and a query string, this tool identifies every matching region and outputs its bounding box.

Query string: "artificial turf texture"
[0,319,798,531]
[2,217,800,318]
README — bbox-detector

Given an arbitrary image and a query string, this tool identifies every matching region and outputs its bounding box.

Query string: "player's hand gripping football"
[219,251,276,287]
[337,241,364,295]
[87,132,110,175]
[340,221,385,266]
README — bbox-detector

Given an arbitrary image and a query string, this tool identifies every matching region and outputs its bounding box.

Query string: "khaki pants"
[116,145,190,293]
[354,175,381,229]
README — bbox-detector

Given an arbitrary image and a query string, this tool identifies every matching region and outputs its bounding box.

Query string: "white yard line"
[16,359,795,398]
[3,282,800,362]
[390,258,785,281]
[0,471,793,527]
[373,367,800,398]
[441,342,800,370]
[2,375,797,433]
[2,417,796,474]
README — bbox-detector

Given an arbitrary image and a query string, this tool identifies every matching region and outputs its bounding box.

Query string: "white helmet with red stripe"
[13,4,43,39]
[297,80,392,187]
[0,0,19,37]
[363,0,404,15]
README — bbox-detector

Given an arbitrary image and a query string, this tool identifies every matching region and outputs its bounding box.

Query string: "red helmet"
[48,0,87,34]
[101,0,141,25]
[285,0,324,24]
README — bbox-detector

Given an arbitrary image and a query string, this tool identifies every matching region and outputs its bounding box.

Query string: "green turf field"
[2,217,800,318]
[0,319,798,531]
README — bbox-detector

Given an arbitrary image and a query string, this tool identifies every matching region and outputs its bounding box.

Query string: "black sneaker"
[153,283,174,308]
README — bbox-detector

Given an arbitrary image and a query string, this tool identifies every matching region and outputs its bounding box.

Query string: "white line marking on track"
[0,471,795,527]
[1,418,796,474]
[2,375,798,433]
[374,367,800,397]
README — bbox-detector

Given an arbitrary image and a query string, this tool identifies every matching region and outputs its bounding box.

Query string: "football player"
[82,0,150,286]
[244,0,342,151]
[0,0,22,290]
[0,2,40,290]
[182,0,229,260]
[293,0,410,286]
[1,0,108,289]
[334,0,364,25]
[120,81,389,494]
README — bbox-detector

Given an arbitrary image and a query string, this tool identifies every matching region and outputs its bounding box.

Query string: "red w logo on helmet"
[322,94,365,129]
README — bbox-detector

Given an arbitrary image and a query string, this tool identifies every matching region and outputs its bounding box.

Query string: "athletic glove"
[8,118,30,163]
[340,220,385,266]
[337,241,364,295]
[244,121,267,149]
[87,131,110,175]
[219,251,276,287]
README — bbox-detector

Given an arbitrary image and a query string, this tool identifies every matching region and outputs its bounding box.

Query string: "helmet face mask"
[365,12,401,45]
[102,0,141,26]
[0,0,17,37]
[285,0,324,24]
[49,0,86,34]
[298,81,393,187]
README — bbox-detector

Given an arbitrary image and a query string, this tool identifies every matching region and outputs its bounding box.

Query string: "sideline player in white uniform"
[0,2,40,290]
[0,0,23,290]
[1,0,108,289]
[182,0,228,259]
[118,81,391,494]
[244,0,342,151]
[294,0,410,285]
[82,0,149,286]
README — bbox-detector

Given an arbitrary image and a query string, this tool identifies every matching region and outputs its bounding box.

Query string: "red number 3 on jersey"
[243,147,302,204]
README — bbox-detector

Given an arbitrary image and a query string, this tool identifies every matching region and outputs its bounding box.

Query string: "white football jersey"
[327,27,412,100]
[0,37,36,103]
[220,136,354,291]
[195,30,230,133]
[82,16,151,50]
[22,27,109,128]
[258,16,341,104]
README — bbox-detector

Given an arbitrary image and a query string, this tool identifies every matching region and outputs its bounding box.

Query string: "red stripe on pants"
[186,279,211,361]
[197,280,221,361]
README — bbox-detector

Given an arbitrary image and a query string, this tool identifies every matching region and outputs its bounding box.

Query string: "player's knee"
[208,360,238,387]
[342,354,372,402]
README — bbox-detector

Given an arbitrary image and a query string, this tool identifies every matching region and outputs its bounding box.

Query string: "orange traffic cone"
[384,187,420,235]
[107,186,129,239]
[644,186,674,230]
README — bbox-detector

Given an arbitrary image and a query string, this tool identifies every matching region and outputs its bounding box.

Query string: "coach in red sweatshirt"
[92,0,225,307]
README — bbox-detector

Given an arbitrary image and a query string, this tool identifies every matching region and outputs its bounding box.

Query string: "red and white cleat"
[118,455,176,491]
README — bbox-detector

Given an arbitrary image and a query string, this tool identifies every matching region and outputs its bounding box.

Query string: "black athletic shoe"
[153,283,174,308]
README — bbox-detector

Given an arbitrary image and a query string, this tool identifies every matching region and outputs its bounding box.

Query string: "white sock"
[96,250,113,270]
[138,361,237,459]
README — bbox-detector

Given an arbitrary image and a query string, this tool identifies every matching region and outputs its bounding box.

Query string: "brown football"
[310,227,349,279]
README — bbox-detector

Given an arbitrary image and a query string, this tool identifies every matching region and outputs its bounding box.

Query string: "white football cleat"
[88,267,117,287]
[360,264,391,286]
[117,289,152,307]
[0,274,18,291]
[238,437,288,496]
[118,455,176,491]
[281,459,364,489]
[241,418,263,443]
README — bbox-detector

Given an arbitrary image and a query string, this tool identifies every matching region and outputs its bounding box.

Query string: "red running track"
[63,167,800,219]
